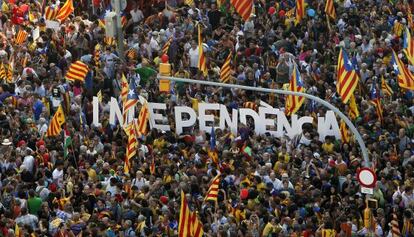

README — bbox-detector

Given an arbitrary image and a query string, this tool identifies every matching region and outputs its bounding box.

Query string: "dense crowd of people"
[0,0,414,236]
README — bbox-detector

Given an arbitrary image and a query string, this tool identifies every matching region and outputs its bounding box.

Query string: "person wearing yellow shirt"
[186,90,202,113]
[85,161,97,182]
[262,217,282,236]
[322,137,335,154]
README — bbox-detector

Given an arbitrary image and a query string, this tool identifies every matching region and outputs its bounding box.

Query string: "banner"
[93,97,341,141]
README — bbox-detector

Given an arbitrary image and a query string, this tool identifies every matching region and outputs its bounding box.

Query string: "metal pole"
[114,0,125,61]
[158,75,370,167]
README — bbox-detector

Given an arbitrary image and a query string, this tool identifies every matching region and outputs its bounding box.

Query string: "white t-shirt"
[130,9,144,23]
[150,37,160,53]
[52,168,64,182]
[23,155,35,173]
[189,47,199,68]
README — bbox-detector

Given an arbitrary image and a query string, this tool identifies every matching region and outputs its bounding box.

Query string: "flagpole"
[326,15,331,32]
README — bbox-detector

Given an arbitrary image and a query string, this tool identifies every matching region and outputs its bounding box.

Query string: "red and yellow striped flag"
[220,52,232,83]
[348,94,359,120]
[124,123,137,174]
[381,76,393,96]
[390,213,401,237]
[230,0,253,21]
[56,0,74,22]
[0,63,6,81]
[104,37,116,46]
[15,30,28,45]
[44,6,58,20]
[204,175,220,202]
[178,191,203,237]
[403,28,414,65]
[391,50,414,90]
[179,191,192,237]
[325,0,336,19]
[126,48,137,60]
[65,61,89,82]
[136,102,150,136]
[295,0,305,24]
[340,120,350,143]
[337,48,359,103]
[285,64,305,116]
[94,44,101,68]
[46,105,65,137]
[198,24,207,76]
[120,74,129,104]
[190,211,204,237]
[150,158,155,175]
[162,37,173,56]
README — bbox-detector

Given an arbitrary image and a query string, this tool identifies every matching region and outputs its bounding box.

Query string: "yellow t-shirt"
[87,168,97,181]
[191,98,199,112]
[322,143,334,153]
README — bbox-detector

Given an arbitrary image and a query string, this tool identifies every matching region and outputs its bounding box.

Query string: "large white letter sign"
[175,106,197,135]
[109,97,123,126]
[276,110,294,138]
[239,108,261,134]
[219,105,238,135]
[148,103,170,131]
[258,107,278,136]
[317,110,340,141]
[92,96,99,126]
[198,103,220,133]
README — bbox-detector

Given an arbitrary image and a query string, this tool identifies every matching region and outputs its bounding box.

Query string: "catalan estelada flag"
[56,0,74,22]
[403,28,414,65]
[123,78,138,125]
[230,0,253,21]
[336,48,359,104]
[65,61,89,82]
[340,120,350,143]
[162,37,173,56]
[208,127,219,164]
[15,30,28,45]
[370,80,383,123]
[198,24,207,76]
[295,0,305,24]
[285,64,305,116]
[381,76,393,96]
[46,105,65,137]
[391,50,414,90]
[44,6,58,20]
[204,174,220,202]
[220,52,232,83]
[325,0,336,19]
[348,94,359,120]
